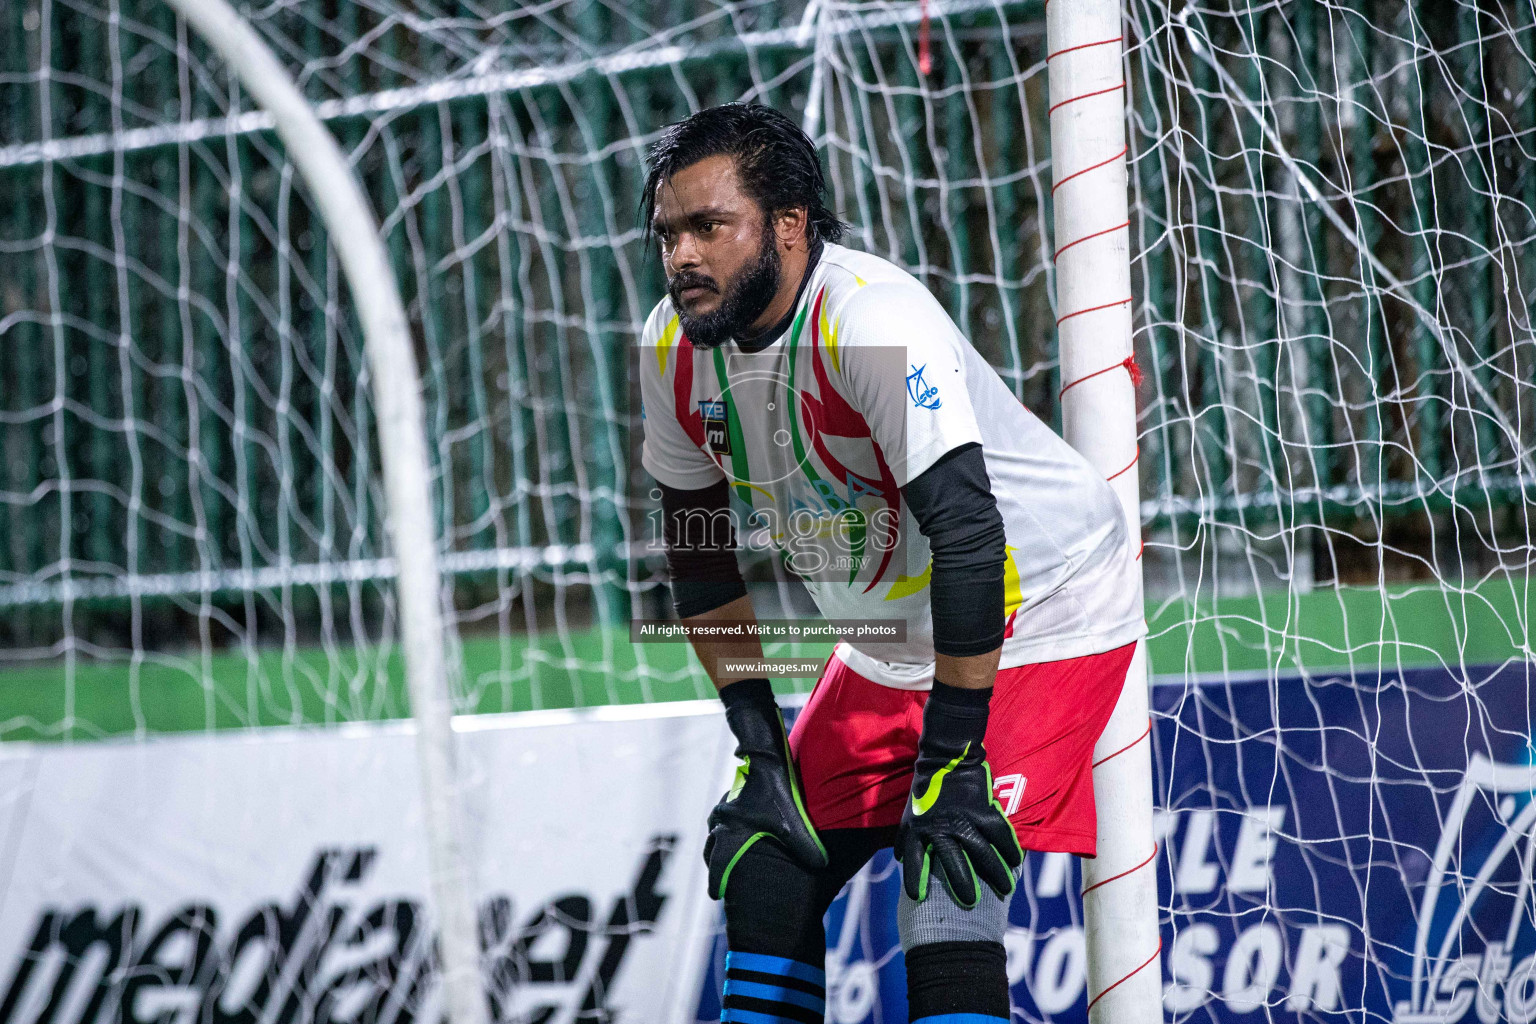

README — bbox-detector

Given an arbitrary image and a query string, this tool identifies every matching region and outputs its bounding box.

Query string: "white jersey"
[640,243,1144,688]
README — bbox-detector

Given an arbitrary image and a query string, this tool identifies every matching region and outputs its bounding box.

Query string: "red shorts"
[787,642,1136,857]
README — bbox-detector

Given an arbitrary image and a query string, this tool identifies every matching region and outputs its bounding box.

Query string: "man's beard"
[668,224,782,350]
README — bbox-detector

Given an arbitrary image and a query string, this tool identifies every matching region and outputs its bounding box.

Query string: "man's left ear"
[776,208,809,249]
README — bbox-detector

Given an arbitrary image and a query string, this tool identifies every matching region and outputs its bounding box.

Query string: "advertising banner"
[0,705,735,1024]
[2,659,1532,1024]
[695,660,1536,1022]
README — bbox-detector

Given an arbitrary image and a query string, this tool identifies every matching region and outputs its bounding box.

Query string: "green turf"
[1145,576,1534,678]
[0,629,833,741]
[0,578,1528,741]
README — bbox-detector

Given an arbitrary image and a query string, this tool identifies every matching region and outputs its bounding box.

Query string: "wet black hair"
[641,103,846,250]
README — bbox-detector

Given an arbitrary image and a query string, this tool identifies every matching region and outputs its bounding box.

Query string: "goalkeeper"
[638,104,1145,1023]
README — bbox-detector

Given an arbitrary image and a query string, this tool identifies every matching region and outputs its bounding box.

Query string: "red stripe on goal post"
[1046,35,1123,61]
[1047,81,1126,117]
[1087,939,1164,1013]
[1092,717,1151,768]
[1107,445,1140,481]
[1053,219,1130,260]
[1055,296,1131,326]
[1052,146,1129,195]
[1059,355,1142,397]
[1081,841,1158,896]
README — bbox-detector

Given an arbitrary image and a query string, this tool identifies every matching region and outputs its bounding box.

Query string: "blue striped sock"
[720,951,826,1024]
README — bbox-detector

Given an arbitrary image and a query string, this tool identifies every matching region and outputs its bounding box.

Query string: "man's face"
[652,154,781,349]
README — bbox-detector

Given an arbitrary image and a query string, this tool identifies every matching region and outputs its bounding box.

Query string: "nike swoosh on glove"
[703,678,827,900]
[895,681,1023,908]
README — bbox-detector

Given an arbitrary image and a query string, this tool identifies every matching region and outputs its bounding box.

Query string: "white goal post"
[152,5,488,1024]
[1047,0,1163,1020]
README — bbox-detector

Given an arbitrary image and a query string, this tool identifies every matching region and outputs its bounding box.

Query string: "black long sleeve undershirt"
[656,441,1006,655]
[658,477,748,619]
[901,442,1007,657]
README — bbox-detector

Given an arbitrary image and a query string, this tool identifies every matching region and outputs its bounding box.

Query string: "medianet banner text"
[1,660,1531,1024]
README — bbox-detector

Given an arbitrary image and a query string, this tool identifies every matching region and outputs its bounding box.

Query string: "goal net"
[0,0,1531,1021]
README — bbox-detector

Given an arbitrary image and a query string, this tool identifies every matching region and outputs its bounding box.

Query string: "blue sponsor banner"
[694,660,1536,1022]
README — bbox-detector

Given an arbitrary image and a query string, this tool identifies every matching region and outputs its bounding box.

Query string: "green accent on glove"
[911,744,969,816]
[895,684,1022,907]
[729,756,750,801]
[703,684,827,900]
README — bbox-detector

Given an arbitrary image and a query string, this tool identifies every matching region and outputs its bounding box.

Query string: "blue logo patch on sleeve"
[906,364,942,409]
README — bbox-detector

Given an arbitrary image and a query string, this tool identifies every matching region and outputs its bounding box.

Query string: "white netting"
[0,0,1532,1021]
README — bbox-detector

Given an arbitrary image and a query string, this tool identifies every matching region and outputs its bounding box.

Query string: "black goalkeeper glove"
[895,679,1023,908]
[703,678,828,900]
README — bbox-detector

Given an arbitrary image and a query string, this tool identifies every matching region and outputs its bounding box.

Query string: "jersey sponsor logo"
[782,473,889,519]
[700,399,730,456]
[1393,754,1536,1024]
[905,363,941,410]
[994,773,1027,816]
